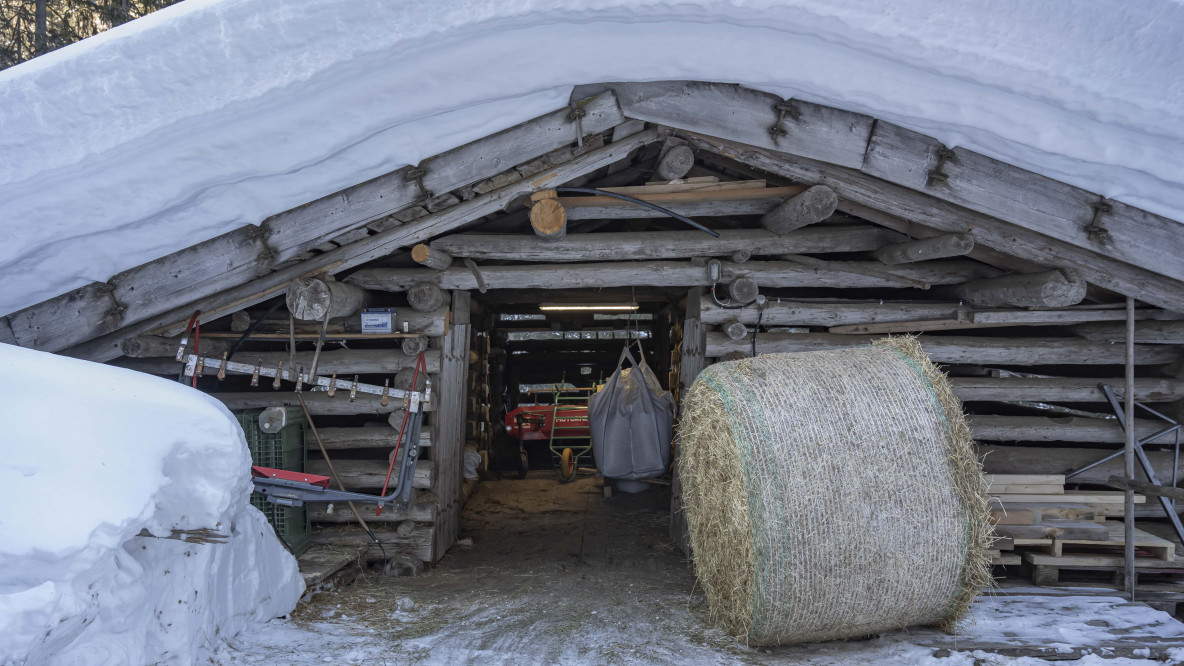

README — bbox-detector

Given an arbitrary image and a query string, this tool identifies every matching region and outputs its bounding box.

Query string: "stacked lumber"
[985,474,1179,581]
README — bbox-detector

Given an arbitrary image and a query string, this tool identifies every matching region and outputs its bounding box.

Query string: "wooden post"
[1123,296,1136,599]
[411,244,454,270]
[759,185,837,234]
[529,190,566,241]
[433,291,471,560]
[285,276,367,321]
[653,144,695,182]
[407,282,446,313]
[954,269,1086,307]
[873,233,975,265]
[672,287,706,557]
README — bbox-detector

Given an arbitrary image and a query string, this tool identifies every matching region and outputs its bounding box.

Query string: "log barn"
[5,80,1182,586]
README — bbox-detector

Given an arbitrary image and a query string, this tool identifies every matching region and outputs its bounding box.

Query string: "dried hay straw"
[679,337,991,645]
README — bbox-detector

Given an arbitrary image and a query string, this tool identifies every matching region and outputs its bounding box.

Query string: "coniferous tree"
[1,0,184,70]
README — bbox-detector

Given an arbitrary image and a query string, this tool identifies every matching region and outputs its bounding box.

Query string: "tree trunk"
[35,0,47,55]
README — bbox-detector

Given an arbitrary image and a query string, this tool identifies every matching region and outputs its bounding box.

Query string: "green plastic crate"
[234,407,311,556]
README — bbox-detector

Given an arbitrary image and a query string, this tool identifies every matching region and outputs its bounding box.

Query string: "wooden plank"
[980,445,1184,487]
[1074,321,1184,344]
[1024,551,1184,571]
[563,196,786,219]
[612,81,874,168]
[681,132,1184,313]
[113,348,442,376]
[429,226,902,262]
[210,391,425,415]
[988,484,1064,495]
[705,332,1179,365]
[990,508,1035,526]
[562,185,804,207]
[994,520,1109,541]
[861,121,1184,285]
[601,179,765,195]
[306,497,435,523]
[993,492,1144,504]
[969,415,1161,444]
[701,298,964,326]
[310,525,433,563]
[993,553,1022,566]
[1000,503,1095,522]
[1052,521,1175,559]
[432,291,471,561]
[986,474,1065,486]
[954,377,1184,403]
[305,459,431,490]
[349,259,995,292]
[63,128,665,363]
[315,428,431,450]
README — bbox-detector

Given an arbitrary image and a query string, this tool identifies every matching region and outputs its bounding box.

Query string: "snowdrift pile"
[678,338,992,644]
[0,345,303,665]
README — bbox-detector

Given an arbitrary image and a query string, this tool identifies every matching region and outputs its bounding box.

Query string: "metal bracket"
[568,101,588,148]
[1086,198,1113,243]
[405,166,431,200]
[927,147,956,186]
[768,100,800,144]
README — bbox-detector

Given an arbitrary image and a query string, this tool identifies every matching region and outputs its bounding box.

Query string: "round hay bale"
[679,337,991,645]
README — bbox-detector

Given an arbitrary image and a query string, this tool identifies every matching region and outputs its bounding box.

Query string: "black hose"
[554,187,720,237]
[225,300,284,364]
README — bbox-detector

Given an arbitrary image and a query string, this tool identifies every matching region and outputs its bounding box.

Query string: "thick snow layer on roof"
[1,0,1182,316]
[0,344,302,664]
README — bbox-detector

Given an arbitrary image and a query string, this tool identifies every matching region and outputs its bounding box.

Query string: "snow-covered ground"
[1,0,1183,315]
[217,592,1184,665]
[0,345,302,665]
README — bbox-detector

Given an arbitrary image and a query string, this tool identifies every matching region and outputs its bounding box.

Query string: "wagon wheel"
[558,447,577,483]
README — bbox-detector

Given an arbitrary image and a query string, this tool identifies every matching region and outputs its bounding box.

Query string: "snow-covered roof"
[1,0,1182,318]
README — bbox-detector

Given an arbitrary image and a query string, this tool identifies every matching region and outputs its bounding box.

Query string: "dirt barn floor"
[218,474,1184,665]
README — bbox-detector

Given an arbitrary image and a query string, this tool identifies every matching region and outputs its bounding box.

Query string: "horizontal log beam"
[211,391,427,414]
[429,226,903,262]
[951,377,1184,403]
[348,259,995,292]
[968,415,1162,444]
[61,128,665,363]
[5,92,626,353]
[309,525,433,562]
[563,195,790,220]
[612,81,874,169]
[681,132,1184,313]
[1074,321,1184,344]
[701,299,964,326]
[861,120,1184,284]
[306,497,436,523]
[704,332,1179,365]
[306,459,431,491]
[316,427,432,450]
[114,348,442,376]
[980,445,1184,487]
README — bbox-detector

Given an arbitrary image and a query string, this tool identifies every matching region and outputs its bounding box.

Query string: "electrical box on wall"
[361,307,397,334]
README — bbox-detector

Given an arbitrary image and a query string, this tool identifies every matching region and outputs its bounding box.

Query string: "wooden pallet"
[1023,551,1184,586]
[1050,521,1176,559]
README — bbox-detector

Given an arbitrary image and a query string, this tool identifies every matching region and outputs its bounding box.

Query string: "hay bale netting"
[679,338,991,645]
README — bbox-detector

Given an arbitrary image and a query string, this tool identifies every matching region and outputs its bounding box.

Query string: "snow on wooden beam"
[681,132,1184,313]
[704,332,1179,365]
[861,121,1184,285]
[347,259,995,292]
[429,226,903,262]
[612,81,874,169]
[61,128,665,363]
[6,91,626,355]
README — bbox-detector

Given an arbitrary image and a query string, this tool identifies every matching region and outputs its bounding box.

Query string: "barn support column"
[433,291,472,560]
[671,287,705,557]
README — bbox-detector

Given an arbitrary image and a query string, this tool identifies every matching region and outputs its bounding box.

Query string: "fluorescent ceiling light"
[538,303,639,312]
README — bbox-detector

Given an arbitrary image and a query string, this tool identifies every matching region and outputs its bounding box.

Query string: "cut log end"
[728,277,759,304]
[407,282,446,313]
[412,244,454,270]
[723,321,748,340]
[402,335,429,356]
[530,199,567,241]
[286,276,367,321]
[653,145,695,182]
[760,185,838,234]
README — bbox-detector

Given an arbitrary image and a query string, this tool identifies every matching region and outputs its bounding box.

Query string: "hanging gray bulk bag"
[588,344,675,479]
